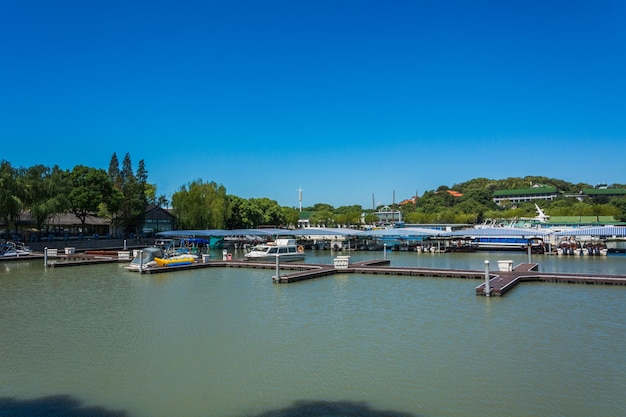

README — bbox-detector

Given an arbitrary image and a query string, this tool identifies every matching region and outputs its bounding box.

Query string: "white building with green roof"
[493,186,559,206]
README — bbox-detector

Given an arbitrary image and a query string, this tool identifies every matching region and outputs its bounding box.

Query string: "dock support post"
[139,250,144,273]
[484,260,490,297]
[384,244,387,260]
[527,243,532,263]
[124,240,127,250]
[44,247,48,268]
[274,254,280,282]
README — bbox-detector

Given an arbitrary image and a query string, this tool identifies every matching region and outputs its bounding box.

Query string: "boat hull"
[244,238,306,262]
[154,255,197,267]
[244,253,305,262]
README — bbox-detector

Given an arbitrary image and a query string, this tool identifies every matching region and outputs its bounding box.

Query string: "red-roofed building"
[446,190,463,197]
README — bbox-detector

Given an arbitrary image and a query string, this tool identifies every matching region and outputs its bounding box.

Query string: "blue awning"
[554,226,626,237]
[443,227,552,238]
[156,228,296,238]
[359,227,444,238]
[292,227,363,237]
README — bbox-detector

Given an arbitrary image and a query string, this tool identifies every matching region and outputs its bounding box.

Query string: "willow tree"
[172,179,230,229]
[19,164,69,234]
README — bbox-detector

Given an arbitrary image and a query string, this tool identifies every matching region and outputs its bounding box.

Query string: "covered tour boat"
[244,238,305,262]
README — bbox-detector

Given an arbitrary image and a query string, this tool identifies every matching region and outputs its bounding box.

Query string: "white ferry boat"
[244,238,305,262]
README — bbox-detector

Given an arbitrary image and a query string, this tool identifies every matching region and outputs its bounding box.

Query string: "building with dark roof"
[143,204,177,235]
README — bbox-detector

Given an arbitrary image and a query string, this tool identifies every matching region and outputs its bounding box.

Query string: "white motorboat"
[125,247,164,271]
[244,238,305,262]
[1,242,32,257]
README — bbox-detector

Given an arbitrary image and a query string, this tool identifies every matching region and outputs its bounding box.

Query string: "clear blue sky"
[2,0,625,209]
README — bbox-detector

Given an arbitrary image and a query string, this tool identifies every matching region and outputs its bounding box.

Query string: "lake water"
[1,250,625,417]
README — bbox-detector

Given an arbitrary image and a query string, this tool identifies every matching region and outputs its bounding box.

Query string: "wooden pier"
[10,251,625,297]
[475,262,626,296]
[43,251,131,267]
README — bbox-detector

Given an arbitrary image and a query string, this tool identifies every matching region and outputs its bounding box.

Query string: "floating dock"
[13,250,626,297]
[474,262,626,296]
[129,258,626,296]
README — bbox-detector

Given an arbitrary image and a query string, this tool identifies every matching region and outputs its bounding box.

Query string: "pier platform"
[10,251,626,297]
[475,263,626,296]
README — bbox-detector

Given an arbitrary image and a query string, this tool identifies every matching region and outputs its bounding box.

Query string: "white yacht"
[244,238,305,262]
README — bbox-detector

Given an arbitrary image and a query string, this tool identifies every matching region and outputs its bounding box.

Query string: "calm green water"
[1,250,625,417]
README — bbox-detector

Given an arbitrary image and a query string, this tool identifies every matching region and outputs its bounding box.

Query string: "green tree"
[310,209,335,227]
[108,153,150,236]
[145,183,169,207]
[172,179,229,229]
[19,165,69,236]
[108,152,122,189]
[404,211,435,224]
[67,165,114,234]
[363,212,378,225]
[0,160,22,237]
[250,197,285,226]
[226,195,263,229]
[312,203,335,212]
[282,206,299,228]
[610,198,626,221]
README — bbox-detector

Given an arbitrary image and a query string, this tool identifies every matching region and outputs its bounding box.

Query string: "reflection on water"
[1,251,625,417]
[0,395,127,417]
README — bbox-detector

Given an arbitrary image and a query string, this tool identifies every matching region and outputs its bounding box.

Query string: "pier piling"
[484,260,490,297]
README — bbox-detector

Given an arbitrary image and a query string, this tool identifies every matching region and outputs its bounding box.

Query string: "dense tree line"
[301,177,626,226]
[0,154,151,238]
[2,157,625,239]
[398,177,626,224]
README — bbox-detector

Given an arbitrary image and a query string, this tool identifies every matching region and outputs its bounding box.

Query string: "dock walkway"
[475,263,626,296]
[8,252,626,297]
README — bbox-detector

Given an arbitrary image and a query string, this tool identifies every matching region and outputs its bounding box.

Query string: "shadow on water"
[0,397,420,417]
[0,395,127,417]
[251,400,418,417]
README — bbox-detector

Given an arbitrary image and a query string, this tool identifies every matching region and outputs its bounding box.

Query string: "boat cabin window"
[278,247,288,254]
[268,247,278,254]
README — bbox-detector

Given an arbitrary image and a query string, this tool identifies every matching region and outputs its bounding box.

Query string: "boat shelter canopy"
[554,226,626,237]
[358,227,445,238]
[443,227,553,238]
[292,227,362,237]
[156,228,296,238]
[155,225,626,240]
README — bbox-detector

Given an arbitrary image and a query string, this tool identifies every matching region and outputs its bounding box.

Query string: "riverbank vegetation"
[2,157,625,237]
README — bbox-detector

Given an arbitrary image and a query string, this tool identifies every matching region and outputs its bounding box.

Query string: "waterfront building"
[493,185,559,206]
[374,205,402,225]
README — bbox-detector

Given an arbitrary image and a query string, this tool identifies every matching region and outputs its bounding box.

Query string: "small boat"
[473,236,545,253]
[1,242,32,257]
[125,247,164,271]
[244,238,305,262]
[557,239,580,256]
[582,240,608,256]
[154,254,198,267]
